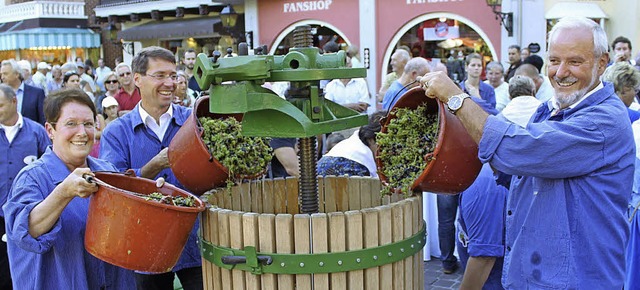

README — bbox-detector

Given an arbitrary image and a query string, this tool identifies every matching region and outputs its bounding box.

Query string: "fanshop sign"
[284,0,333,13]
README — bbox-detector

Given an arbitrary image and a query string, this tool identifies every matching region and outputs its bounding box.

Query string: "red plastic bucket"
[168,96,243,195]
[376,87,482,194]
[85,172,205,273]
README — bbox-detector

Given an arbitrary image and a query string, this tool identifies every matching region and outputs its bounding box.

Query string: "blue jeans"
[437,194,459,269]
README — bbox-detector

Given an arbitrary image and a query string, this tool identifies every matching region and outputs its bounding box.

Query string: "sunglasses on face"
[105,80,118,84]
[118,72,132,77]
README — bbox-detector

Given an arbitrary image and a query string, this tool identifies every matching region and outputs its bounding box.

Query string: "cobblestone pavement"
[424,258,463,289]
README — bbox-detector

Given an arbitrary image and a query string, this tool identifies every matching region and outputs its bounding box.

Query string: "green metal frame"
[199,221,426,275]
[192,47,368,137]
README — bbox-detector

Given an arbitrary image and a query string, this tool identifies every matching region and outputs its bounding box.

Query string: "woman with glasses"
[2,88,135,289]
[95,72,120,114]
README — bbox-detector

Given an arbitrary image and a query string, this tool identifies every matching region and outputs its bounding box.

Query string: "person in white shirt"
[515,64,553,102]
[484,61,510,111]
[94,58,112,92]
[500,75,541,128]
[324,56,371,113]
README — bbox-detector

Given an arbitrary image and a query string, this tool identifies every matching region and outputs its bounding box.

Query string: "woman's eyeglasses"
[118,72,132,77]
[105,80,119,84]
[50,121,95,130]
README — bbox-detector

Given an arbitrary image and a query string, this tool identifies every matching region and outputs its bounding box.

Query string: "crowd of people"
[0,15,640,290]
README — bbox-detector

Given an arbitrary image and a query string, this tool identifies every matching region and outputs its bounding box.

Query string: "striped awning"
[0,27,101,51]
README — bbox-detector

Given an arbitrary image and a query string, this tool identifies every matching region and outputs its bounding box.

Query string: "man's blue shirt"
[0,117,49,216]
[100,103,202,272]
[461,80,497,109]
[457,164,507,290]
[3,147,135,289]
[382,80,408,110]
[478,82,633,289]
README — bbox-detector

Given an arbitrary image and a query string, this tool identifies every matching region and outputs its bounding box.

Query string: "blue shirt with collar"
[382,80,408,110]
[0,116,49,217]
[478,82,633,289]
[3,147,135,289]
[456,164,507,290]
[99,103,201,272]
[461,80,497,109]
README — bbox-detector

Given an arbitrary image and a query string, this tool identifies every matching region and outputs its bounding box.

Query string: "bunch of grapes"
[376,105,439,195]
[199,116,273,182]
[144,192,197,207]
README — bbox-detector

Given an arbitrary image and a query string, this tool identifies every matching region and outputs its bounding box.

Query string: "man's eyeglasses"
[143,73,178,82]
[50,121,95,130]
[118,72,132,77]
[105,80,119,84]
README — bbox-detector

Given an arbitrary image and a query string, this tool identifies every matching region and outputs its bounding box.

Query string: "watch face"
[448,96,463,111]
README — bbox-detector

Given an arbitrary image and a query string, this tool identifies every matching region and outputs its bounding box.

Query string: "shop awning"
[118,17,222,41]
[545,2,608,19]
[0,27,101,51]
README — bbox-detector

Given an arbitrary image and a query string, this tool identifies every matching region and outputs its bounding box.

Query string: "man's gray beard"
[553,65,599,108]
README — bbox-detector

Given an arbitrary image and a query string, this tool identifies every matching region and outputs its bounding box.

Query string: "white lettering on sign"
[406,0,463,4]
[284,0,333,13]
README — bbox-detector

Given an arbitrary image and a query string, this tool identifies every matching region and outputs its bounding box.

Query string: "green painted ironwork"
[199,221,426,275]
[192,47,368,138]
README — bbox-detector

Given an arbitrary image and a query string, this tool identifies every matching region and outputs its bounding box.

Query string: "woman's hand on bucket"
[418,72,464,103]
[61,168,99,198]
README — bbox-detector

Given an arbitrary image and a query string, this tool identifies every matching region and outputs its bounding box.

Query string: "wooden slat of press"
[348,177,361,211]
[217,209,233,290]
[391,203,405,290]
[411,197,423,290]
[201,208,212,290]
[259,214,277,290]
[362,208,380,290]
[328,212,347,290]
[362,178,382,208]
[275,214,295,290]
[240,182,251,213]
[250,180,263,213]
[312,213,330,290]
[317,176,325,213]
[231,186,242,211]
[401,200,414,289]
[242,213,261,289]
[221,188,231,210]
[294,214,312,290]
[208,208,222,290]
[324,176,337,213]
[381,194,390,206]
[206,190,218,208]
[334,176,349,212]
[273,178,287,214]
[378,205,393,289]
[358,177,373,210]
[345,210,364,290]
[285,177,300,215]
[262,178,275,214]
[229,211,246,290]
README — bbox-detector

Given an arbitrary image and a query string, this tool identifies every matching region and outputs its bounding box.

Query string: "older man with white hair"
[420,17,631,289]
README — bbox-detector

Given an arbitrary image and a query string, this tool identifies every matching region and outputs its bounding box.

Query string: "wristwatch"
[446,93,470,114]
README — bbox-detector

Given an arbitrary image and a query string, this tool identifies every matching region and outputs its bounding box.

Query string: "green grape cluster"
[376,105,439,195]
[143,192,197,207]
[199,116,273,180]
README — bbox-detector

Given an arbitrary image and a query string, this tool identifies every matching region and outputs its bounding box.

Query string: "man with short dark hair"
[101,46,203,290]
[611,36,634,65]
[182,48,201,94]
[0,84,50,290]
[504,45,522,82]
